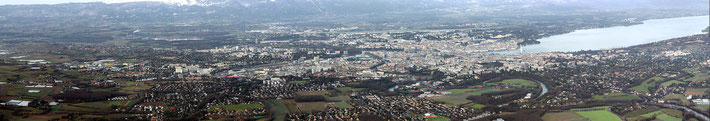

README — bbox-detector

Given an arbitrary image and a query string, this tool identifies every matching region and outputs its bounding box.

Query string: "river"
[533,80,548,98]
[499,15,709,53]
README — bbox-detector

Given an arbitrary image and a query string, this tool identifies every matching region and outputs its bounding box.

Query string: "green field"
[660,80,685,87]
[624,106,683,121]
[1,84,54,99]
[295,90,329,96]
[0,65,19,71]
[334,102,353,109]
[431,95,472,105]
[541,112,586,121]
[57,104,104,112]
[682,68,700,73]
[664,94,691,105]
[333,87,365,96]
[24,54,71,63]
[454,88,506,95]
[576,110,622,121]
[591,93,640,101]
[80,115,104,119]
[209,104,264,111]
[570,106,611,111]
[119,81,152,94]
[326,95,351,102]
[687,88,709,92]
[631,77,665,93]
[61,70,108,81]
[281,100,300,113]
[432,88,508,105]
[656,114,682,121]
[624,106,660,120]
[485,79,538,88]
[0,108,65,121]
[0,70,39,83]
[273,99,330,113]
[446,88,477,94]
[295,102,329,112]
[465,103,486,109]
[660,109,683,119]
[119,81,141,85]
[266,100,290,121]
[426,116,451,121]
[638,110,682,121]
[74,100,137,110]
[686,73,710,82]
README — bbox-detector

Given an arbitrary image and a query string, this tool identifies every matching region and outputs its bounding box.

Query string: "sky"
[0,0,105,5]
[0,0,201,5]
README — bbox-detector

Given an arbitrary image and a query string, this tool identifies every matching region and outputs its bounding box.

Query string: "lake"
[502,15,709,53]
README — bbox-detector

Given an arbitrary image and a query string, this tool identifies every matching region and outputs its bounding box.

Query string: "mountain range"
[0,0,707,25]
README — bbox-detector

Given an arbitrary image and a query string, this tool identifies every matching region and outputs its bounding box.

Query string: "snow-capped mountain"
[0,0,706,24]
[102,0,231,6]
[96,0,710,9]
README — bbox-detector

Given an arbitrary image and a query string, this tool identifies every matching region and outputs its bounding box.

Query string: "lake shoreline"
[494,15,710,54]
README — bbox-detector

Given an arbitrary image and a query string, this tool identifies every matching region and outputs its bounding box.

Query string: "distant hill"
[0,0,706,24]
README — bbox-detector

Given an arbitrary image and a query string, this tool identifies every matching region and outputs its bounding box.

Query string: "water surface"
[507,15,709,53]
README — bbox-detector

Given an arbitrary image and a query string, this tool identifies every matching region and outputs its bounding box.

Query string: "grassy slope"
[660,80,685,87]
[631,77,664,93]
[591,93,640,101]
[541,112,586,121]
[576,110,622,121]
[266,100,289,121]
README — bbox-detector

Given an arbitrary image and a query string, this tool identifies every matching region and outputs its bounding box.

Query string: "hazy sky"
[0,0,201,5]
[0,0,105,5]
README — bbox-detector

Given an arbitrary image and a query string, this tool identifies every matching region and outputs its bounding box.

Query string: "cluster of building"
[536,35,710,110]
[350,95,480,120]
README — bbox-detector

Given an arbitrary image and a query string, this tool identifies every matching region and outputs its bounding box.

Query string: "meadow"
[591,93,641,101]
[266,100,289,121]
[623,106,683,121]
[543,106,621,121]
[686,72,710,82]
[631,77,665,93]
[465,103,486,109]
[576,110,622,121]
[209,104,264,111]
[541,112,586,121]
[432,88,510,105]
[485,79,538,88]
[74,100,138,110]
[426,116,451,121]
[431,79,537,106]
[660,80,685,87]
[664,94,692,105]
